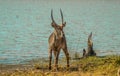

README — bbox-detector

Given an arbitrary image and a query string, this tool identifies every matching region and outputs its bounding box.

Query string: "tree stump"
[83,32,96,57]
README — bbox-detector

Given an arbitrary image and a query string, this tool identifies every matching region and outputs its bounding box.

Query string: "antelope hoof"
[67,65,70,67]
[49,66,51,70]
[54,67,59,71]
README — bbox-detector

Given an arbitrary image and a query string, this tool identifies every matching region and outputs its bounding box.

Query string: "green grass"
[0,55,120,76]
[74,55,120,76]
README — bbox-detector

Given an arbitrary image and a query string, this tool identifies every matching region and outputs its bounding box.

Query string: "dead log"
[83,32,96,57]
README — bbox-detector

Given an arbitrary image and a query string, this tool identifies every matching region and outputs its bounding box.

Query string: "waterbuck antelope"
[48,9,69,70]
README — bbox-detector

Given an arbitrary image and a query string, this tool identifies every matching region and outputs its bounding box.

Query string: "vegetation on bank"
[0,55,120,76]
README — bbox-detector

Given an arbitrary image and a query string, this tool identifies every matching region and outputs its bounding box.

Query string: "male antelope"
[48,9,69,70]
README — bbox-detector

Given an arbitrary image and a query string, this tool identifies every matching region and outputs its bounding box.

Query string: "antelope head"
[51,9,66,39]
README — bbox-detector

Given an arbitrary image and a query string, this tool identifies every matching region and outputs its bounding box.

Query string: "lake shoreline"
[0,55,120,76]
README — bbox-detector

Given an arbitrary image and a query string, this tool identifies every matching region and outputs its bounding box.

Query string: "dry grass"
[0,55,120,76]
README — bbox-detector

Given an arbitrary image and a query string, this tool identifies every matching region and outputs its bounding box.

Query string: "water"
[0,0,120,64]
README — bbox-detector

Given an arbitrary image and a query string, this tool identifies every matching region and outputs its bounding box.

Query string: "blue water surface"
[0,0,120,64]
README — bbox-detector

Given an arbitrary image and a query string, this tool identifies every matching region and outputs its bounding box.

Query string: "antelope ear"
[62,22,66,27]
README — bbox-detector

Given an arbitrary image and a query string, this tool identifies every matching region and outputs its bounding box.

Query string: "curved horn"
[51,9,55,23]
[60,9,64,24]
